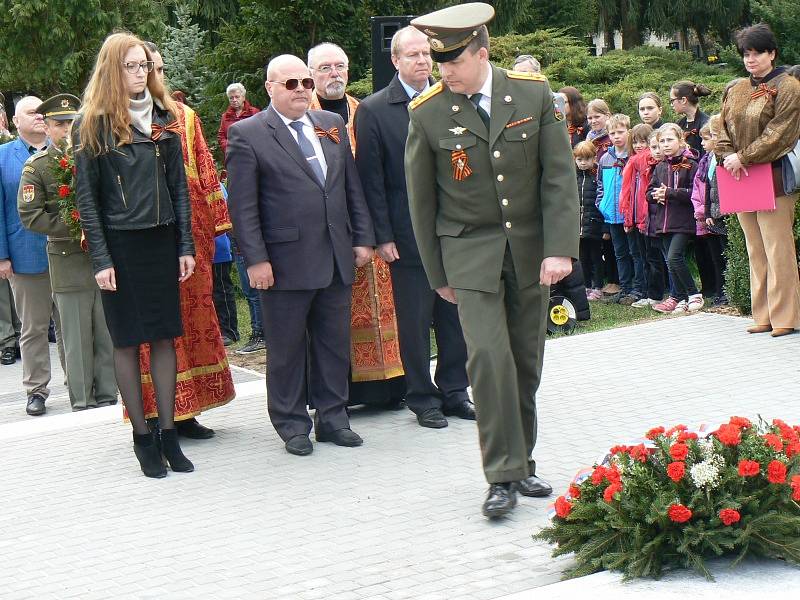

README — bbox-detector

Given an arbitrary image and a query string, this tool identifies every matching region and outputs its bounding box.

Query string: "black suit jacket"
[226,106,375,290]
[354,74,432,267]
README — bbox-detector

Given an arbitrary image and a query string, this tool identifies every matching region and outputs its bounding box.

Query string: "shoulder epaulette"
[409,81,444,110]
[25,150,48,163]
[506,70,547,82]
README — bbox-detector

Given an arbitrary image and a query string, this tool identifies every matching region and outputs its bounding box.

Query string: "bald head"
[266,54,308,82]
[13,96,46,143]
[266,54,313,120]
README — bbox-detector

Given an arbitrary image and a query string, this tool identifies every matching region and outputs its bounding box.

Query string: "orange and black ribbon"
[751,83,778,100]
[683,128,698,140]
[671,161,692,172]
[314,126,340,144]
[568,125,584,136]
[150,120,183,141]
[451,149,472,181]
[505,116,533,129]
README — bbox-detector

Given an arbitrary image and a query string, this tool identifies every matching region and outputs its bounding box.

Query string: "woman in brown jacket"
[716,24,800,337]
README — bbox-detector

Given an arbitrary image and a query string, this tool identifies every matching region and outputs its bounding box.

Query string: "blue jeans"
[608,224,634,295]
[234,252,263,336]
[625,229,647,296]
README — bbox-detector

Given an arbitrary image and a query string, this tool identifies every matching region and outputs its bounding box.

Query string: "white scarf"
[128,88,153,137]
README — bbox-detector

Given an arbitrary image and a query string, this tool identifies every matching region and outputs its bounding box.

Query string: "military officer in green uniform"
[405,3,579,518]
[17,94,117,411]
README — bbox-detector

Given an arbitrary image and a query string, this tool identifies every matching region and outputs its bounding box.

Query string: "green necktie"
[470,93,490,129]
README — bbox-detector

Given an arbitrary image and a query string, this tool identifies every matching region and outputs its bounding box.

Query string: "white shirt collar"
[272,106,312,129]
[472,64,493,101]
[398,76,430,100]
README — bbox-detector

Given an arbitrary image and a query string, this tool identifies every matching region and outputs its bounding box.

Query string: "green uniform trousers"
[0,279,20,350]
[454,246,548,484]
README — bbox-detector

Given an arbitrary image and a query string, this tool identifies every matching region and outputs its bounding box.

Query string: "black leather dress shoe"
[285,435,313,456]
[482,482,517,518]
[315,427,363,446]
[442,400,476,420]
[417,408,448,428]
[26,394,46,416]
[515,475,553,497]
[1,347,16,365]
[176,417,216,439]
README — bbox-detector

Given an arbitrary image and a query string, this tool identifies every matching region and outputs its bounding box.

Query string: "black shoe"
[159,428,195,472]
[482,482,517,518]
[26,394,46,416]
[1,347,16,365]
[176,417,215,439]
[222,336,235,347]
[417,408,448,428]
[285,434,313,456]
[601,291,623,304]
[236,333,266,354]
[515,475,553,497]
[442,400,476,420]
[315,427,363,446]
[133,432,167,478]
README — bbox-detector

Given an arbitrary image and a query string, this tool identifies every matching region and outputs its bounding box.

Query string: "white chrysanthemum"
[690,453,725,489]
[697,438,715,459]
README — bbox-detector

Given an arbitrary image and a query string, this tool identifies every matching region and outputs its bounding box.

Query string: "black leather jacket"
[73,104,194,274]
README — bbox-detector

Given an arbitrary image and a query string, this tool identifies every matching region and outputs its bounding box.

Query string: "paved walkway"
[1,313,799,598]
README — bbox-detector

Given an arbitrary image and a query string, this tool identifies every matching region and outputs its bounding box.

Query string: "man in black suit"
[354,27,473,429]
[227,54,375,456]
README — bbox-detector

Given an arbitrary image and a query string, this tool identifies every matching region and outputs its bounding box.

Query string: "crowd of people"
[0,2,798,518]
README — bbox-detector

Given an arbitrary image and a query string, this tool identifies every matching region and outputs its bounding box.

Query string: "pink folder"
[716,163,776,214]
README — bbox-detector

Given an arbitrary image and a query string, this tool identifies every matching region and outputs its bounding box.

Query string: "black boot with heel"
[160,428,195,472]
[133,432,167,478]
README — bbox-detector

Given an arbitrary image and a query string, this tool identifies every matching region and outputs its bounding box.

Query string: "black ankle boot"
[146,417,165,464]
[160,428,194,472]
[133,432,167,478]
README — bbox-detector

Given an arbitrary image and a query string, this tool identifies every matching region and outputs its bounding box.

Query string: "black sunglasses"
[269,78,315,91]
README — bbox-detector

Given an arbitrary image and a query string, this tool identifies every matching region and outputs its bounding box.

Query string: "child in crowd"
[586,99,612,160]
[647,123,702,314]
[692,116,728,306]
[559,86,589,148]
[671,80,712,157]
[638,92,665,129]
[574,141,605,299]
[597,113,644,304]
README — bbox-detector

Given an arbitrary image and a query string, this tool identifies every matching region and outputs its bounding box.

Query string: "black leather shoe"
[443,400,476,420]
[1,347,16,365]
[515,475,553,497]
[26,394,46,416]
[417,408,448,428]
[315,427,363,446]
[285,434,313,456]
[482,482,517,518]
[160,428,194,472]
[176,417,215,439]
[133,432,167,478]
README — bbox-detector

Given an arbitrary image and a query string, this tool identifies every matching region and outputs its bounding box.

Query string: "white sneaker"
[631,297,658,308]
[671,300,688,314]
[687,294,704,312]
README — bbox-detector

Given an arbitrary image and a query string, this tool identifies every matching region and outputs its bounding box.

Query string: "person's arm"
[690,169,705,220]
[17,163,68,236]
[340,121,376,250]
[217,116,228,156]
[353,102,393,248]
[619,161,634,228]
[0,160,10,262]
[162,135,194,258]
[738,79,800,165]
[73,128,113,273]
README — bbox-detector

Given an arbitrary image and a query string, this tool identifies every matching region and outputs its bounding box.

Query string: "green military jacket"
[17,144,95,293]
[405,64,579,293]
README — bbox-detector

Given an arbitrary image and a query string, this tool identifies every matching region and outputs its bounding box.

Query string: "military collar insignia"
[449,126,467,135]
[451,105,460,112]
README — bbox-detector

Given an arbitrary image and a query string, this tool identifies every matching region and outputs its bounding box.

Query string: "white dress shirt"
[469,65,493,117]
[273,108,329,178]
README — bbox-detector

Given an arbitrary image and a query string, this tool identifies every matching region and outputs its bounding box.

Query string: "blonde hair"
[79,32,177,155]
[573,140,596,159]
[656,123,686,146]
[699,123,712,138]
[587,98,611,116]
[647,131,660,144]
[607,113,631,131]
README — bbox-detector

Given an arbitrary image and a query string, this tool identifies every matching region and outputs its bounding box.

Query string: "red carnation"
[790,475,800,501]
[70,209,80,222]
[773,419,793,439]
[609,445,630,455]
[665,424,688,437]
[719,508,741,526]
[568,484,581,499]
[646,426,665,440]
[58,184,71,198]
[667,461,685,482]
[715,423,741,446]
[603,483,622,502]
[668,503,692,523]
[59,157,69,169]
[670,443,689,461]
[738,460,760,477]
[729,416,752,428]
[677,431,698,442]
[606,466,622,485]
[591,465,608,485]
[629,444,649,462]
[554,495,572,518]
[786,440,800,458]
[763,433,783,452]
[767,460,787,484]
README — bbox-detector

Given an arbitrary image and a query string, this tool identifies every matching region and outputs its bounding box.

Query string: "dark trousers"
[695,235,727,298]
[579,237,604,288]
[234,252,263,336]
[260,278,351,441]
[389,264,469,414]
[658,233,698,301]
[609,224,634,294]
[625,228,647,296]
[638,234,666,300]
[706,235,728,298]
[602,236,618,284]
[212,261,239,341]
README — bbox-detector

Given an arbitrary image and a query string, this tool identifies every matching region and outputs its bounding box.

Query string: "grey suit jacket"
[226,106,375,290]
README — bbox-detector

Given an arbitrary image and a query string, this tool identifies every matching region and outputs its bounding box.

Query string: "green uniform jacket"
[17,145,95,293]
[405,64,579,293]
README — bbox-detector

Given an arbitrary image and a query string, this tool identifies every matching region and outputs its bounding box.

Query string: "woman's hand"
[705,218,715,227]
[652,184,667,204]
[178,255,195,283]
[96,267,117,292]
[723,153,748,181]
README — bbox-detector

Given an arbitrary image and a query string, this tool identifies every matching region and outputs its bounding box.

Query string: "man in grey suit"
[227,54,376,456]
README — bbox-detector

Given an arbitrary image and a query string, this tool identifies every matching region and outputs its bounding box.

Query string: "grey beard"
[324,81,346,98]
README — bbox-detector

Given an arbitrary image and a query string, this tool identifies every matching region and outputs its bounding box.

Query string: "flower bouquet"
[51,150,84,245]
[534,416,800,580]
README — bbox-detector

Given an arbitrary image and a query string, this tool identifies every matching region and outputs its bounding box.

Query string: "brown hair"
[628,123,653,154]
[671,80,712,105]
[79,32,177,154]
[573,140,596,159]
[699,123,712,138]
[558,86,587,126]
[708,113,722,135]
[607,113,631,131]
[586,98,611,116]
[638,91,663,109]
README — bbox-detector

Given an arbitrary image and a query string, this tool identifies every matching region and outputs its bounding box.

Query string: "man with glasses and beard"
[226,54,375,457]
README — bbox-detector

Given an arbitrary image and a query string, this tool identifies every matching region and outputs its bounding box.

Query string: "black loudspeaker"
[370,16,414,94]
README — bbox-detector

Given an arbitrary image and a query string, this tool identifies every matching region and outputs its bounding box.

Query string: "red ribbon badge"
[150,120,183,141]
[451,150,472,181]
[568,125,584,136]
[683,128,698,140]
[751,83,777,100]
[314,126,340,144]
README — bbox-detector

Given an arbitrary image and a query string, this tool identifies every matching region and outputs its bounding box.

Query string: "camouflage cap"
[411,2,495,63]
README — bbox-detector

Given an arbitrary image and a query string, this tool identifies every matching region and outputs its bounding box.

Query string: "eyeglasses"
[313,63,348,74]
[269,78,315,91]
[122,61,155,74]
[669,97,681,104]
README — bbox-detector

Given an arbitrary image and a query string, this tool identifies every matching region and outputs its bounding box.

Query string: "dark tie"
[470,93,490,129]
[412,91,420,100]
[289,121,325,186]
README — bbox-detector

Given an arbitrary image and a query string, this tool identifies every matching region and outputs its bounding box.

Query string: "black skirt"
[101,224,182,348]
